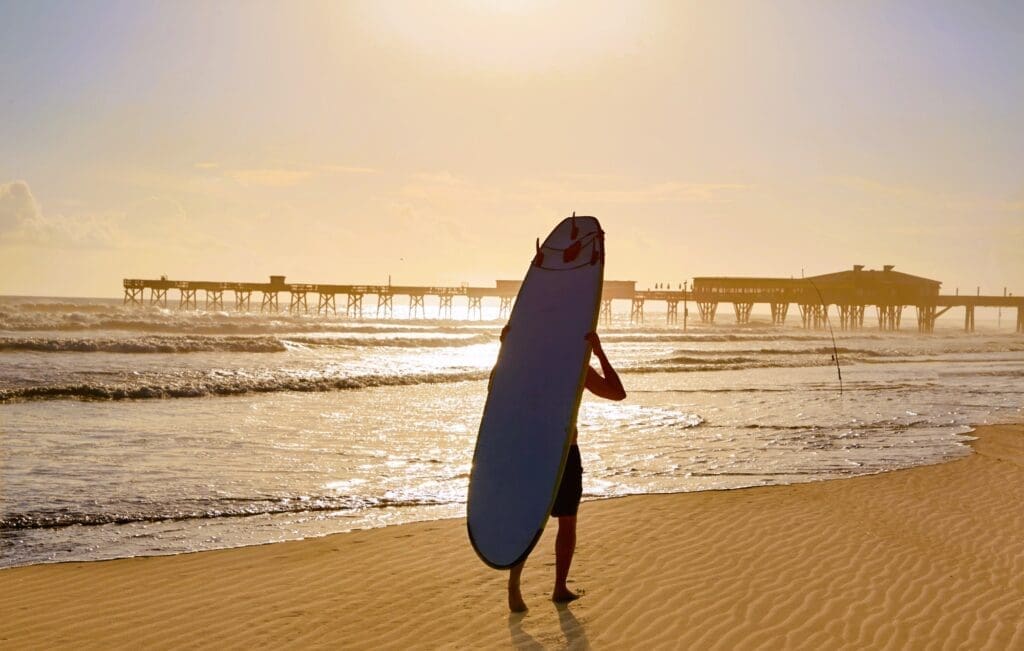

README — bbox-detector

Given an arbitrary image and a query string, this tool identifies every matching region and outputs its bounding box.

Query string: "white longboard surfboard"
[467,215,604,569]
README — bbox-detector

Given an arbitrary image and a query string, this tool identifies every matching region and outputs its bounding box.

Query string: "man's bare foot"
[551,587,582,603]
[508,590,528,613]
[508,563,527,612]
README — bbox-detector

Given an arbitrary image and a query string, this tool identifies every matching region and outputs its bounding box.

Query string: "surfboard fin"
[533,238,544,266]
[563,239,582,263]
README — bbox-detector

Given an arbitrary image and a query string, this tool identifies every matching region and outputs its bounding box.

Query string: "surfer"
[503,327,626,612]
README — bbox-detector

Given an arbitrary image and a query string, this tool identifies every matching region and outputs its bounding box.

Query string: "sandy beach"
[2,423,1021,649]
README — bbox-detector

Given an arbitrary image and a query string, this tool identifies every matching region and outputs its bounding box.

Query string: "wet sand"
[2,424,1021,649]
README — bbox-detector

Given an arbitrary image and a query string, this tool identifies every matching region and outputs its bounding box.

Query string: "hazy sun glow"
[353,1,657,74]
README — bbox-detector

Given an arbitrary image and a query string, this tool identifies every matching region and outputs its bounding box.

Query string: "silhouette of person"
[499,326,626,612]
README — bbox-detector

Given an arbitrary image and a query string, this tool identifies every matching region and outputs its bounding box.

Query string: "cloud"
[399,171,751,206]
[401,171,503,203]
[0,180,44,235]
[525,177,750,204]
[194,163,378,188]
[227,168,315,188]
[320,164,378,175]
[0,180,117,248]
[121,195,226,251]
[829,175,1024,215]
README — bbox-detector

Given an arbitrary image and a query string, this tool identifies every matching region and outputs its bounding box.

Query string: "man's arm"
[584,332,626,401]
[488,324,511,388]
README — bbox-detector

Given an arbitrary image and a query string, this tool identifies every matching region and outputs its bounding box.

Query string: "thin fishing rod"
[806,278,843,396]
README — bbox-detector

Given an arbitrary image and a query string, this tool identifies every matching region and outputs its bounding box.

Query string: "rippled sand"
[2,424,1020,649]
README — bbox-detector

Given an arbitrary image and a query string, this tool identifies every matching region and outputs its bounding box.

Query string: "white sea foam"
[0,335,288,354]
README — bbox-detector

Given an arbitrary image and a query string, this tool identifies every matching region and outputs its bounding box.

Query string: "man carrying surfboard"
[467,214,619,612]
[504,327,626,612]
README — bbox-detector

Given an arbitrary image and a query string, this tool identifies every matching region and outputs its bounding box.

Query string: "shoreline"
[0,423,976,571]
[2,424,1021,648]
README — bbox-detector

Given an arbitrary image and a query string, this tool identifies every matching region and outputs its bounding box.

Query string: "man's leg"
[552,515,580,602]
[508,561,527,612]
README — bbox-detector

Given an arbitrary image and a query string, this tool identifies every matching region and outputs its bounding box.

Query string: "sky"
[1,0,1022,298]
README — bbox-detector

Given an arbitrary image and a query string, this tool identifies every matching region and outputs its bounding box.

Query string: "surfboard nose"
[533,216,603,270]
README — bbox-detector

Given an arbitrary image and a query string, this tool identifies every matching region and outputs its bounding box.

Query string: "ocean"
[1,296,1022,568]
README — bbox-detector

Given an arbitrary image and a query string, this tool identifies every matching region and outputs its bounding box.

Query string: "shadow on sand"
[507,604,591,650]
[557,603,591,649]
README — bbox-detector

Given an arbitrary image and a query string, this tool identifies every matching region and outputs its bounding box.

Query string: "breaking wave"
[1,494,457,530]
[0,369,489,403]
[670,346,899,357]
[0,304,501,334]
[629,359,836,373]
[0,333,495,353]
[0,335,288,354]
[602,333,842,343]
[284,334,495,348]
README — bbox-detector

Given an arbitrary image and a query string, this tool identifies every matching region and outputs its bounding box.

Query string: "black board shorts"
[551,444,583,517]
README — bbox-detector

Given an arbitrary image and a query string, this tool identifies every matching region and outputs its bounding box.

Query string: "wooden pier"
[123,267,1022,333]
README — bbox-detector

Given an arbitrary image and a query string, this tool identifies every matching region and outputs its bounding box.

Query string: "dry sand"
[2,424,1022,649]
